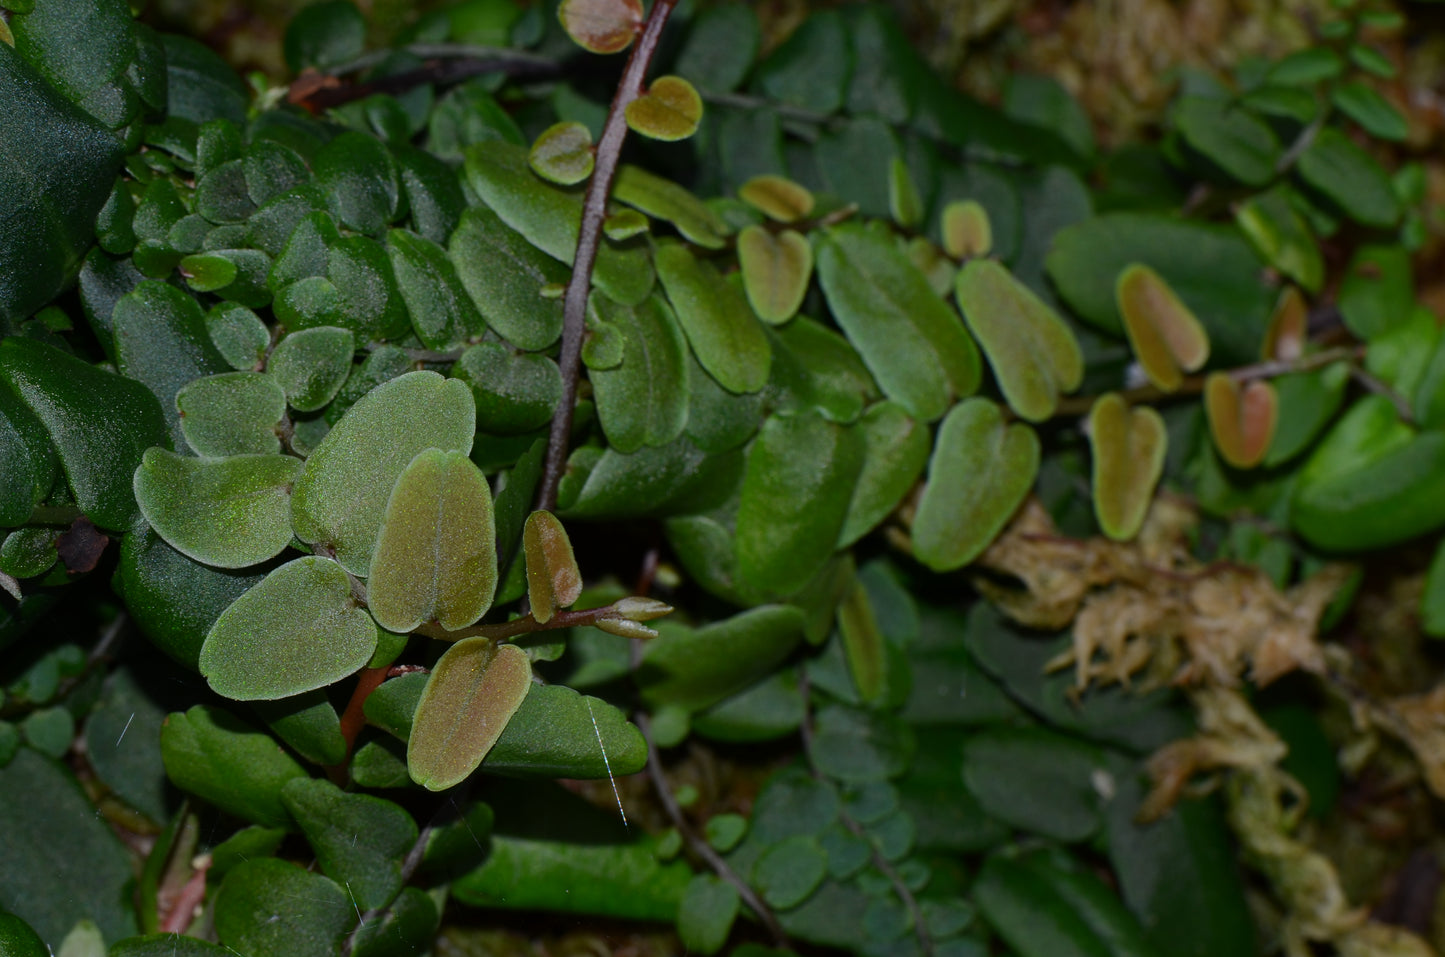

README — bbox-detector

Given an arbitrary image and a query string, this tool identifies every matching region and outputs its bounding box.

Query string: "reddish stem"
[158,856,211,935]
[327,666,389,784]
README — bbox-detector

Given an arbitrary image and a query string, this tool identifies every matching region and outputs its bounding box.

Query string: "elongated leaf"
[449,206,567,351]
[1205,374,1277,468]
[815,222,980,421]
[739,175,814,222]
[589,293,690,452]
[134,449,301,569]
[1171,96,1279,186]
[200,557,378,700]
[523,511,581,624]
[613,164,727,249]
[738,226,812,324]
[838,401,929,547]
[159,705,308,827]
[1088,394,1166,540]
[655,242,770,394]
[913,399,1039,571]
[483,683,645,777]
[408,639,532,790]
[1295,127,1400,228]
[387,229,486,352]
[637,605,806,713]
[280,778,417,911]
[291,371,475,576]
[1117,264,1210,392]
[366,448,496,632]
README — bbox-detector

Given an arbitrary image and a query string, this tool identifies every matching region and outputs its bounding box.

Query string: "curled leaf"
[739,175,815,223]
[1262,286,1307,361]
[523,510,582,624]
[528,121,594,186]
[1205,373,1278,469]
[558,0,643,53]
[625,76,703,142]
[408,640,532,790]
[1087,393,1166,540]
[1117,264,1211,392]
[737,226,812,324]
[888,157,922,229]
[942,200,992,259]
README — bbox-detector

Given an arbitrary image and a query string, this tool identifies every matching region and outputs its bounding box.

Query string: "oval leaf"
[913,399,1039,571]
[177,372,286,457]
[367,449,497,633]
[638,606,806,713]
[838,401,930,547]
[558,0,642,54]
[483,683,646,777]
[528,121,594,186]
[655,241,770,393]
[1205,373,1278,469]
[267,326,354,413]
[625,76,703,142]
[739,175,814,223]
[523,510,581,624]
[1088,394,1166,541]
[942,200,992,259]
[1116,263,1210,392]
[200,556,379,700]
[134,449,302,569]
[408,639,532,790]
[738,226,813,324]
[613,164,728,249]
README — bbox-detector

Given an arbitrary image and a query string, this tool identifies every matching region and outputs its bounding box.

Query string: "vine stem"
[535,0,680,514]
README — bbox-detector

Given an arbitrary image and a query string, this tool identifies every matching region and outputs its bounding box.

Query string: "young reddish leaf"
[366,449,498,633]
[408,639,532,790]
[528,121,594,186]
[888,157,922,229]
[739,175,815,223]
[625,76,703,142]
[955,259,1084,422]
[942,200,992,259]
[1205,373,1278,468]
[737,226,812,324]
[1087,393,1166,541]
[557,0,643,54]
[1262,286,1307,361]
[523,510,582,624]
[1116,264,1210,392]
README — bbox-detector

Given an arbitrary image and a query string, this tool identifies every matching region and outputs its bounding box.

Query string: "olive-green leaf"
[655,241,770,394]
[557,0,642,54]
[739,175,814,223]
[736,411,865,597]
[449,206,568,351]
[200,556,379,700]
[523,510,581,624]
[815,222,980,422]
[291,370,475,576]
[387,228,487,352]
[528,121,595,186]
[589,292,690,452]
[176,372,286,457]
[638,606,806,713]
[625,76,703,142]
[134,448,301,569]
[955,259,1083,422]
[408,639,532,790]
[280,778,417,911]
[159,705,308,827]
[483,683,646,777]
[267,326,355,413]
[838,401,929,547]
[367,449,497,633]
[613,164,728,249]
[738,226,812,324]
[1088,394,1166,541]
[913,399,1039,571]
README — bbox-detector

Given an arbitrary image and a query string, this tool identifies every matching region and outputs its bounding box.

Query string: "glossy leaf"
[200,557,378,700]
[1116,264,1210,392]
[1205,373,1277,468]
[737,226,812,324]
[268,326,354,412]
[0,337,168,530]
[367,449,497,633]
[815,222,980,421]
[913,399,1039,571]
[291,371,475,576]
[625,76,703,142]
[408,639,532,790]
[159,705,308,827]
[655,241,770,393]
[523,511,581,624]
[1088,394,1166,541]
[213,859,354,957]
[557,0,642,54]
[176,372,285,457]
[942,199,992,259]
[528,121,594,185]
[739,174,814,223]
[483,683,646,777]
[134,449,301,569]
[638,605,806,713]
[736,411,865,597]
[956,259,1083,422]
[280,778,417,910]
[838,401,930,547]
[449,206,568,351]
[588,293,690,452]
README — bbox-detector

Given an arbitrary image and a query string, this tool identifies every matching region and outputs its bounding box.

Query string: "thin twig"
[1347,363,1414,423]
[535,0,681,514]
[411,601,657,642]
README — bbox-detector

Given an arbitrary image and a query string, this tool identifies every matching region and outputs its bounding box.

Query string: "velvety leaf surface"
[1088,394,1166,541]
[558,0,642,53]
[200,556,378,700]
[483,683,646,777]
[589,293,690,452]
[838,401,930,547]
[522,510,581,624]
[387,228,487,351]
[280,778,417,910]
[942,199,993,259]
[638,605,806,713]
[913,399,1039,571]
[291,370,475,576]
[449,206,567,351]
[0,337,169,530]
[655,241,771,394]
[0,387,57,526]
[408,640,532,790]
[368,448,496,633]
[253,689,346,766]
[738,226,813,324]
[767,316,877,424]
[739,175,815,222]
[529,121,595,185]
[213,859,354,957]
[1116,264,1210,391]
[134,448,301,569]
[158,704,307,827]
[315,131,401,236]
[110,936,234,957]
[267,326,355,412]
[815,222,980,421]
[1205,374,1277,468]
[625,76,703,141]
[613,164,728,249]
[452,342,561,435]
[176,372,286,457]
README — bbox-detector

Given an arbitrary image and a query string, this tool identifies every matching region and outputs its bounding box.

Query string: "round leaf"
[1087,394,1166,541]
[528,121,594,186]
[655,242,770,394]
[176,372,286,457]
[557,0,642,54]
[738,226,813,324]
[408,640,532,790]
[214,859,354,957]
[942,199,992,259]
[625,76,703,142]
[268,326,355,413]
[280,778,417,910]
[200,556,379,700]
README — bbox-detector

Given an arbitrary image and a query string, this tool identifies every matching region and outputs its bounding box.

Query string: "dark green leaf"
[283,0,366,72]
[110,935,234,957]
[754,836,828,909]
[316,131,402,236]
[589,293,690,452]
[1170,96,1279,185]
[281,778,417,910]
[268,326,355,412]
[674,3,758,92]
[1337,243,1412,341]
[351,888,439,957]
[213,859,355,957]
[638,605,806,713]
[1332,81,1408,141]
[1294,127,1401,228]
[753,10,851,115]
[452,342,561,436]
[176,372,286,457]
[253,690,346,766]
[962,727,1106,842]
[449,206,567,351]
[838,402,929,547]
[387,228,487,351]
[655,241,770,394]
[0,386,57,526]
[483,683,646,777]
[159,704,307,827]
[1234,188,1323,294]
[678,875,740,955]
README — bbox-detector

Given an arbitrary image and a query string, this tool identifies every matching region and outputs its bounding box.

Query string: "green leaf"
[557,0,642,54]
[678,875,740,955]
[451,342,561,436]
[408,640,531,790]
[562,436,744,520]
[483,683,646,777]
[913,399,1039,571]
[638,605,806,713]
[767,316,877,424]
[350,888,439,957]
[315,131,402,236]
[836,579,885,702]
[0,386,57,526]
[0,337,169,530]
[754,836,828,910]
[206,302,269,371]
[521,510,580,624]
[739,174,814,223]
[528,120,595,185]
[464,141,653,306]
[956,259,1082,421]
[213,859,355,957]
[1332,81,1408,141]
[159,704,308,826]
[267,327,354,413]
[838,402,929,547]
[283,0,365,72]
[809,704,911,783]
[1265,363,1349,466]
[692,669,804,742]
[1170,96,1279,186]
[1294,127,1401,228]
[200,556,378,700]
[815,222,980,421]
[1338,243,1412,341]
[655,241,771,394]
[0,749,135,947]
[674,3,758,93]
[754,9,851,115]
[1267,47,1342,85]
[1088,394,1167,540]
[291,370,475,576]
[253,690,346,766]
[737,226,812,324]
[134,449,301,569]
[736,411,865,596]
[588,293,690,452]
[387,228,487,352]
[613,164,728,249]
[280,778,417,910]
[962,727,1106,842]
[449,206,567,351]
[368,449,497,632]
[625,76,703,141]
[176,372,286,457]
[1234,188,1323,294]
[110,936,235,957]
